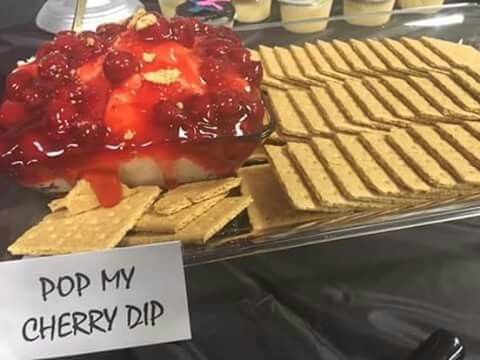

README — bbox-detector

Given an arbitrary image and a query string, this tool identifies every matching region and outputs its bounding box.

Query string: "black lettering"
[39,277,55,302]
[144,301,149,326]
[101,269,121,291]
[22,318,39,342]
[103,307,118,332]
[88,310,106,333]
[126,305,143,329]
[75,273,91,297]
[72,312,90,336]
[150,301,164,326]
[57,276,75,297]
[120,266,135,290]
[39,315,56,341]
[58,312,73,338]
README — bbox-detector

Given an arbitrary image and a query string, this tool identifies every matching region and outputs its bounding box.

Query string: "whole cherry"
[103,50,139,84]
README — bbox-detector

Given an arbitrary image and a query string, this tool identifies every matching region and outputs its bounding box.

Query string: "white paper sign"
[0,242,191,359]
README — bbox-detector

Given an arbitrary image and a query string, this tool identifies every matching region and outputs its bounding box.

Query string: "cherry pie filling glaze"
[0,14,265,207]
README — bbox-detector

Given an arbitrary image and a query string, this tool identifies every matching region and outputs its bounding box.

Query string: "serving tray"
[2,3,480,266]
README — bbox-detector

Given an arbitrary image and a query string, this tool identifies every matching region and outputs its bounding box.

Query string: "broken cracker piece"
[9,186,160,256]
[175,196,252,244]
[48,180,137,215]
[154,177,241,215]
[144,69,181,85]
[135,195,225,233]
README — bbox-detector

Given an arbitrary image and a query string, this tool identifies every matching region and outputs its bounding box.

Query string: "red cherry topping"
[5,70,34,101]
[190,95,217,124]
[38,51,71,83]
[52,34,82,55]
[72,117,107,144]
[78,32,106,56]
[171,18,196,48]
[96,23,127,42]
[0,12,266,207]
[103,50,139,84]
[241,61,263,85]
[46,99,79,139]
[215,91,241,117]
[0,101,29,128]
[190,18,211,35]
[19,132,48,162]
[137,15,171,42]
[229,48,251,64]
[200,58,225,85]
[204,38,234,57]
[35,42,57,60]
[213,26,242,47]
[21,86,46,108]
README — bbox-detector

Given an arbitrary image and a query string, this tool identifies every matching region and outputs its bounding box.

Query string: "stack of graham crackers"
[8,178,252,256]
[240,36,480,232]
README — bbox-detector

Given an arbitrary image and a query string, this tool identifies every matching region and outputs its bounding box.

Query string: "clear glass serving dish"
[2,3,480,266]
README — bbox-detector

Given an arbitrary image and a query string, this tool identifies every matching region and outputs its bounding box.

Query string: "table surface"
[0,1,479,359]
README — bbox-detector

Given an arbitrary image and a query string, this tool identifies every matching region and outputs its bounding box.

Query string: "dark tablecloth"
[0,1,479,359]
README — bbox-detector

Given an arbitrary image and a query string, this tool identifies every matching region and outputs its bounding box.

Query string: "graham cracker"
[386,129,458,189]
[154,177,241,215]
[135,195,224,233]
[465,121,480,141]
[325,82,391,131]
[317,40,358,77]
[124,197,253,245]
[287,89,332,136]
[251,48,292,90]
[274,47,323,86]
[311,137,386,202]
[366,39,413,75]
[380,76,444,121]
[49,180,137,215]
[239,164,325,231]
[334,134,405,197]
[289,45,341,84]
[174,196,252,244]
[9,186,160,255]
[349,39,388,73]
[287,142,376,209]
[266,88,310,138]
[429,72,480,115]
[344,79,409,128]
[304,42,351,81]
[437,123,480,169]
[407,76,480,121]
[362,77,416,120]
[259,45,290,83]
[407,125,480,185]
[360,132,432,194]
[400,38,451,71]
[309,86,368,134]
[420,36,480,69]
[332,40,377,76]
[381,38,433,74]
[450,69,480,102]
[265,145,318,211]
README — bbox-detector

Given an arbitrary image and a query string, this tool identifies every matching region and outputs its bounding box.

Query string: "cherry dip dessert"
[0,11,266,207]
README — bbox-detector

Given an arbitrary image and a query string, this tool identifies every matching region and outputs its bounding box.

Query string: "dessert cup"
[233,0,272,23]
[279,0,334,34]
[343,0,395,27]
